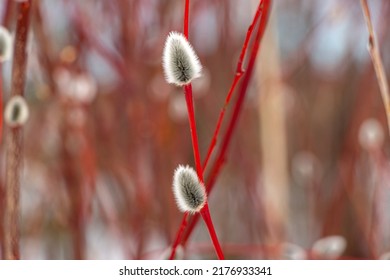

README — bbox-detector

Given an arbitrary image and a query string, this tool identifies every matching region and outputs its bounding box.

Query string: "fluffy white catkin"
[162,32,202,86]
[311,235,347,260]
[4,95,29,128]
[173,165,206,213]
[0,26,12,63]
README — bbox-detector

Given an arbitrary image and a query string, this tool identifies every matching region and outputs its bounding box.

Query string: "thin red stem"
[169,0,225,259]
[202,4,263,169]
[200,204,225,260]
[207,0,270,192]
[184,84,203,181]
[179,84,225,259]
[169,212,189,260]
[4,1,31,260]
[172,0,270,251]
[169,0,197,260]
[182,0,272,246]
[184,0,190,39]
[171,0,271,252]
[0,0,12,259]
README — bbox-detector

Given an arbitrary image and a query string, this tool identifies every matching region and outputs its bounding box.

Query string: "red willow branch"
[31,1,57,97]
[169,0,272,258]
[0,0,13,260]
[168,1,198,261]
[4,1,32,260]
[182,0,272,246]
[67,2,128,80]
[0,0,13,155]
[360,0,390,136]
[183,0,190,39]
[183,84,226,259]
[184,84,203,180]
[0,0,11,144]
[202,3,264,169]
[169,0,224,260]
[0,65,3,259]
[169,211,189,259]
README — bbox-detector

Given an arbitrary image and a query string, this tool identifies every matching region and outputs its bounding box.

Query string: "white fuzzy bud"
[279,243,307,260]
[172,165,206,213]
[291,151,320,184]
[162,32,202,86]
[358,118,384,151]
[0,26,12,62]
[4,95,29,128]
[311,235,347,259]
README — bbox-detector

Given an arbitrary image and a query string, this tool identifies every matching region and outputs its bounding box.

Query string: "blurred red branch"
[0,0,13,260]
[360,0,390,136]
[31,1,57,96]
[68,2,128,80]
[4,1,31,260]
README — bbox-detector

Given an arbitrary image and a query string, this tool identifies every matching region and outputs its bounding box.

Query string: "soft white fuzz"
[172,165,206,213]
[162,32,202,86]
[358,118,384,150]
[4,95,29,128]
[311,235,347,260]
[279,243,307,260]
[0,26,12,62]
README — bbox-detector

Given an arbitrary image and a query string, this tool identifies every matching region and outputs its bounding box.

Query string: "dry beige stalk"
[255,6,289,250]
[360,0,390,135]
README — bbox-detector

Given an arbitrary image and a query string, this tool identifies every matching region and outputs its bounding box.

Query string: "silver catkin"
[173,165,206,213]
[162,32,202,86]
[4,96,29,128]
[0,26,12,63]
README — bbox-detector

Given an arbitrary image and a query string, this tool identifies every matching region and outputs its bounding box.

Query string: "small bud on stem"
[173,165,206,213]
[0,26,12,63]
[4,96,29,128]
[162,32,202,86]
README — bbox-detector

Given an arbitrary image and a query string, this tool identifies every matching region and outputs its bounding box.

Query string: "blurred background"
[0,0,390,259]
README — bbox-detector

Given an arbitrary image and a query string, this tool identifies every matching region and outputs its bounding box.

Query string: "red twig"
[168,212,188,259]
[184,0,190,39]
[202,4,264,169]
[0,66,3,147]
[168,2,200,260]
[67,2,128,80]
[200,204,225,260]
[170,0,271,256]
[182,0,272,246]
[0,72,3,258]
[31,1,57,97]
[4,1,31,260]
[0,0,12,260]
[169,0,224,260]
[0,0,11,142]
[184,84,203,180]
